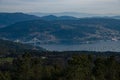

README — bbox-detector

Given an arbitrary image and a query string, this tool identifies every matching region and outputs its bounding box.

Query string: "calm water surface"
[40,40,120,52]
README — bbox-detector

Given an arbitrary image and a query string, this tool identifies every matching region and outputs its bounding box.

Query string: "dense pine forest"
[0,50,120,80]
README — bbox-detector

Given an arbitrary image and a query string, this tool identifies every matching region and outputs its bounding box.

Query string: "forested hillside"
[0,39,45,55]
[0,18,120,44]
[0,13,40,28]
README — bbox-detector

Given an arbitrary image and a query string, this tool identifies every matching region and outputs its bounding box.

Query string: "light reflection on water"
[40,40,120,52]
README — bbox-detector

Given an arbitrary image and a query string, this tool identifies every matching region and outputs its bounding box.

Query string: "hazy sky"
[0,0,120,14]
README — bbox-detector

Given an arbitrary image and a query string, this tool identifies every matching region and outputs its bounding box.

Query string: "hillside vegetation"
[0,18,120,44]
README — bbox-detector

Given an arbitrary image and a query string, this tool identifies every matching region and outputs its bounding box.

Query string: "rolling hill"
[0,18,120,44]
[0,12,40,28]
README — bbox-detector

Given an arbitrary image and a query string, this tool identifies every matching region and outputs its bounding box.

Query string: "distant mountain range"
[29,12,95,17]
[0,13,79,28]
[112,16,120,19]
[29,12,118,18]
[40,15,78,20]
[0,12,120,44]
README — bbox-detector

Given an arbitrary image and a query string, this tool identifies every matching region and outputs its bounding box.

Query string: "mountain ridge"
[0,12,40,28]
